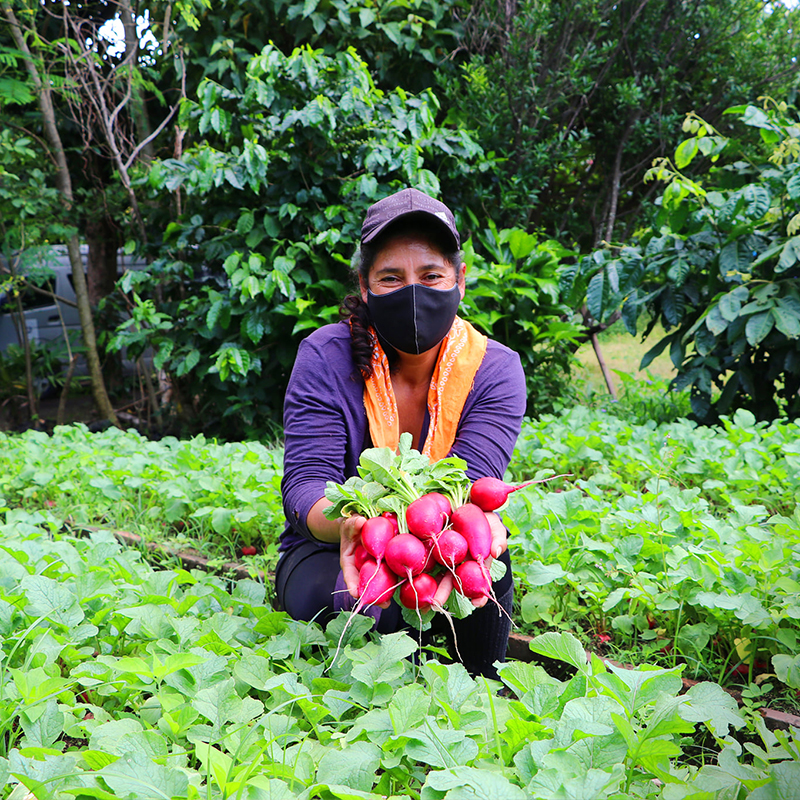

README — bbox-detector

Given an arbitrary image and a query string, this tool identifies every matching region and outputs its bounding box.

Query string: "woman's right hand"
[339,513,367,599]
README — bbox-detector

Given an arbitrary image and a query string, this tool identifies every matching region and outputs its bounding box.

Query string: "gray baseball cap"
[361,187,460,249]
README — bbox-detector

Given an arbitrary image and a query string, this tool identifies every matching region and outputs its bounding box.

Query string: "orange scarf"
[363,316,488,461]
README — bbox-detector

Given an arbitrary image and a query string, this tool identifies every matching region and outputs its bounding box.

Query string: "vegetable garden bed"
[80,519,800,736]
[1,404,799,796]
[1,513,799,799]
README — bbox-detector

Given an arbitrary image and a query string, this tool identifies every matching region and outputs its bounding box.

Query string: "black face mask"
[367,283,461,355]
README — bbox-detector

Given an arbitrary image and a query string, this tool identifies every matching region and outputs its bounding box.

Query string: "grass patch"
[575,318,676,394]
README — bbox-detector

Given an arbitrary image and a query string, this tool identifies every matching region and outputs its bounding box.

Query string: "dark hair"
[339,215,463,379]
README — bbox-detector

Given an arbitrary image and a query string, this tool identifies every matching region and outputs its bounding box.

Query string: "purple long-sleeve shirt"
[279,321,527,552]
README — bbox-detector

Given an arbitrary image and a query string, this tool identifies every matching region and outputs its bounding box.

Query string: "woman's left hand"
[486,511,508,560]
[448,510,506,609]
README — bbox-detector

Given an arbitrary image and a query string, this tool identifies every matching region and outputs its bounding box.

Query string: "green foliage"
[0,338,78,401]
[583,372,693,426]
[440,0,800,246]
[506,405,800,686]
[4,394,799,702]
[0,425,285,565]
[124,44,484,437]
[570,100,800,423]
[167,0,465,94]
[0,514,797,797]
[461,223,584,416]
[0,131,73,252]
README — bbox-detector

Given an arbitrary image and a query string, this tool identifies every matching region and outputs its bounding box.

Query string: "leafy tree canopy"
[567,99,800,423]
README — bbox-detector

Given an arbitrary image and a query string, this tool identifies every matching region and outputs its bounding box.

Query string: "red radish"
[381,511,400,535]
[431,528,468,569]
[383,534,428,578]
[357,559,398,606]
[353,543,370,571]
[469,474,571,512]
[428,492,453,517]
[450,503,492,562]
[361,515,397,562]
[241,545,257,556]
[420,538,435,573]
[469,477,537,511]
[399,572,439,611]
[454,559,492,600]
[406,492,451,540]
[330,558,401,670]
[450,504,513,625]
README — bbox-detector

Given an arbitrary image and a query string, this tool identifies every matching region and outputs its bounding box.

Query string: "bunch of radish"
[324,433,569,631]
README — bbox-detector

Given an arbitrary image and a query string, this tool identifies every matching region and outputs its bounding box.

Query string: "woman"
[276,188,527,678]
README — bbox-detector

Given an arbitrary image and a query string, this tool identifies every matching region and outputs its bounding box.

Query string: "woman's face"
[360,233,466,301]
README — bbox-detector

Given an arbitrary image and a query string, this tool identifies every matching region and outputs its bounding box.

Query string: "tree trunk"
[13,291,38,421]
[603,108,642,245]
[86,213,119,306]
[590,331,618,400]
[120,0,155,164]
[3,3,119,427]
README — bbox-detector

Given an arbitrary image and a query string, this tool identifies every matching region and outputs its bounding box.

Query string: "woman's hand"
[487,511,508,559]
[339,513,367,599]
[338,514,394,610]
[467,511,507,608]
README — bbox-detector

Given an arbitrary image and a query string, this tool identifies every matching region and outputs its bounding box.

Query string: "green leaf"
[680,681,745,736]
[236,210,255,234]
[403,721,479,768]
[263,213,281,237]
[777,236,800,273]
[528,631,589,675]
[423,767,527,799]
[718,285,748,321]
[99,751,189,799]
[348,632,417,686]
[674,137,699,169]
[195,681,263,737]
[20,698,64,749]
[232,654,274,692]
[705,304,729,336]
[595,663,683,715]
[316,741,381,791]
[748,762,800,800]
[719,241,747,277]
[242,311,266,344]
[740,105,774,130]
[206,298,225,331]
[209,506,233,534]
[8,751,78,799]
[522,561,567,586]
[194,743,233,793]
[745,310,774,346]
[586,270,606,320]
[772,654,800,689]
[772,304,800,339]
[20,575,84,628]
[743,184,770,219]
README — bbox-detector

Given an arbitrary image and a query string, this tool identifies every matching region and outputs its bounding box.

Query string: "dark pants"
[275,540,514,679]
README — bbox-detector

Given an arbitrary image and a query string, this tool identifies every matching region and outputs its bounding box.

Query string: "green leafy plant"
[0,515,797,799]
[567,100,800,423]
[461,223,584,415]
[505,405,800,697]
[0,424,284,566]
[122,44,485,438]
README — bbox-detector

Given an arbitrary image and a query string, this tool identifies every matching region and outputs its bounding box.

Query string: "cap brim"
[361,209,459,250]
